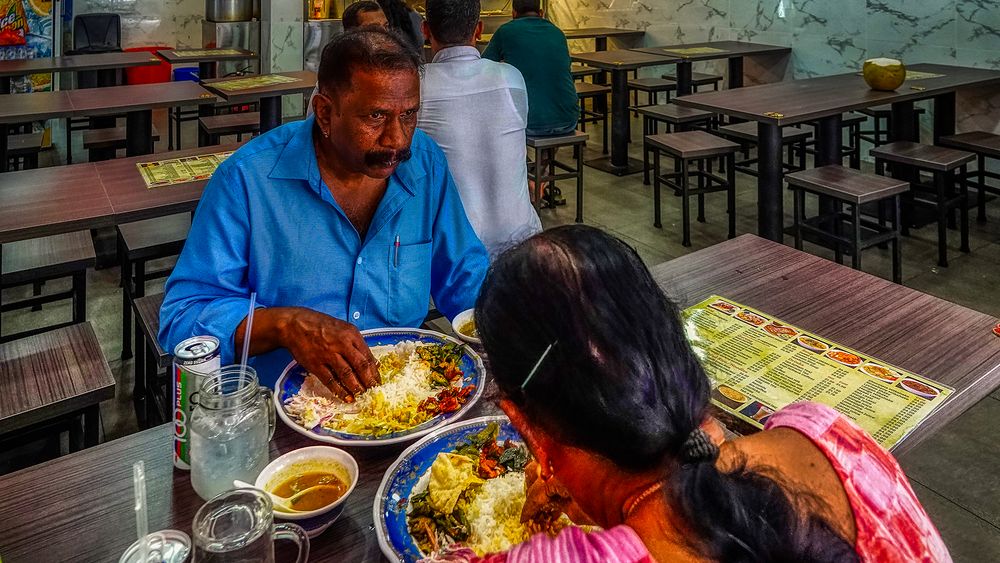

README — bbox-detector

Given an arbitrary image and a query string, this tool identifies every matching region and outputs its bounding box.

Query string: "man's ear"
[422,20,431,42]
[475,20,484,40]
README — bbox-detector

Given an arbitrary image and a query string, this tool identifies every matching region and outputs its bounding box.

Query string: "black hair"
[425,0,480,47]
[376,0,421,49]
[342,1,384,30]
[475,225,860,563]
[512,0,541,14]
[317,27,423,95]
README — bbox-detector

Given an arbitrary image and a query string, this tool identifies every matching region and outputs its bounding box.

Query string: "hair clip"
[521,341,558,391]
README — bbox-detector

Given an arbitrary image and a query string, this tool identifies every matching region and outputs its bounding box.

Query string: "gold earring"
[540,460,555,481]
[322,130,330,138]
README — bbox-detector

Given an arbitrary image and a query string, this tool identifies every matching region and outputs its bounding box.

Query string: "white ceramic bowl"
[451,308,481,346]
[255,446,359,535]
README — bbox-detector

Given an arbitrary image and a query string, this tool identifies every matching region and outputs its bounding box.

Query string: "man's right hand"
[276,308,381,402]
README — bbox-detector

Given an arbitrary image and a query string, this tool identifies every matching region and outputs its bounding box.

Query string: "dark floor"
[3,109,999,560]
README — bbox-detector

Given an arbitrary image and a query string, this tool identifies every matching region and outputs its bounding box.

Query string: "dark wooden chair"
[660,71,723,91]
[646,131,739,247]
[133,292,171,428]
[628,77,677,108]
[575,82,610,154]
[939,131,1000,223]
[118,214,190,360]
[871,141,974,267]
[858,105,926,147]
[787,165,907,283]
[636,104,715,185]
[1,231,95,342]
[82,125,160,161]
[6,132,43,171]
[198,111,261,146]
[526,131,589,223]
[716,121,812,176]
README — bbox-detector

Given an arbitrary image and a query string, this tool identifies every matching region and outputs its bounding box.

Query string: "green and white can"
[172,336,220,470]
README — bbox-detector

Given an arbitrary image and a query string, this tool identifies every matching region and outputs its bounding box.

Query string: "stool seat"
[135,293,169,366]
[871,141,975,172]
[8,132,43,156]
[859,105,927,117]
[646,131,739,159]
[841,112,867,127]
[2,231,95,287]
[82,126,160,150]
[661,71,723,86]
[570,64,599,79]
[786,165,909,205]
[526,130,588,149]
[117,214,191,261]
[635,103,712,124]
[574,82,611,97]
[939,131,1000,159]
[198,112,261,137]
[717,121,812,143]
[627,77,676,92]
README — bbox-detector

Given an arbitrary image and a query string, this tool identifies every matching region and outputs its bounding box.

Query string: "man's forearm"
[233,306,300,357]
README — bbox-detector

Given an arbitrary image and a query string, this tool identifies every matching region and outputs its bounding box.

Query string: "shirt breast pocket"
[388,241,433,326]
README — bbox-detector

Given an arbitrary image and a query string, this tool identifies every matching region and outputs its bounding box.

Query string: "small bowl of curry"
[451,308,481,346]
[255,446,359,537]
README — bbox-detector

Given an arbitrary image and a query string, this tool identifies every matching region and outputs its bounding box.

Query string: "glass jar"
[190,366,275,501]
[192,489,308,563]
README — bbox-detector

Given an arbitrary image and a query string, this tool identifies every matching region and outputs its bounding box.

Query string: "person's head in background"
[342,0,389,30]
[376,0,422,48]
[512,0,542,18]
[422,0,482,54]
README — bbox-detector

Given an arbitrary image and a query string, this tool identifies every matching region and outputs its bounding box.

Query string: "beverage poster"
[0,0,54,92]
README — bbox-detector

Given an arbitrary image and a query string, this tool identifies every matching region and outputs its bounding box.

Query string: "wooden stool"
[575,82,610,154]
[636,104,714,185]
[6,132,43,170]
[0,323,114,454]
[82,126,161,162]
[716,121,812,176]
[571,64,599,81]
[787,165,907,283]
[118,214,190,360]
[133,293,171,428]
[939,131,1000,223]
[198,112,261,146]
[871,141,974,267]
[646,131,739,247]
[660,71,723,91]
[171,103,258,150]
[1,231,95,342]
[526,131,589,223]
[858,105,926,147]
[628,77,676,108]
[803,112,866,169]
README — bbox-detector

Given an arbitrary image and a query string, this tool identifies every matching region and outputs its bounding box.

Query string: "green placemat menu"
[662,46,727,56]
[682,295,952,450]
[905,71,945,81]
[209,74,300,92]
[171,49,246,58]
[137,151,234,189]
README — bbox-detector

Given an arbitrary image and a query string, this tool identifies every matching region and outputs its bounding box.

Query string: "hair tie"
[681,428,719,464]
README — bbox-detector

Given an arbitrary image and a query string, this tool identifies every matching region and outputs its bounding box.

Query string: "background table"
[674,63,1000,241]
[2,234,997,560]
[633,41,791,93]
[0,52,162,94]
[200,70,317,133]
[562,27,645,51]
[156,48,258,80]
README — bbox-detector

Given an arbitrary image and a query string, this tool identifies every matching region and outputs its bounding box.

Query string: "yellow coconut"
[863,58,906,91]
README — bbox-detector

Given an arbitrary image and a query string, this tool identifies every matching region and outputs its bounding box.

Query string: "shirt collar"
[431,45,482,64]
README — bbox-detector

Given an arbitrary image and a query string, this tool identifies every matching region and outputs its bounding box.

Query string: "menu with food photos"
[661,46,728,56]
[682,295,952,451]
[208,74,301,92]
[136,151,234,189]
[169,49,247,58]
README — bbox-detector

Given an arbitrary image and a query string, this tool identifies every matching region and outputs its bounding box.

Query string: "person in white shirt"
[418,0,542,256]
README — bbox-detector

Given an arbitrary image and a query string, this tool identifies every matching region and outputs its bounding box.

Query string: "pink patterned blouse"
[427,402,951,563]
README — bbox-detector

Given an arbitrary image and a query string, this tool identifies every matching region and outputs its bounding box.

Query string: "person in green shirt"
[482,0,578,137]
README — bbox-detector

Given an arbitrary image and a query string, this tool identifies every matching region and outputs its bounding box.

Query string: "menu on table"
[136,151,234,189]
[662,46,727,56]
[905,71,945,81]
[209,74,301,92]
[170,49,246,58]
[682,295,952,451]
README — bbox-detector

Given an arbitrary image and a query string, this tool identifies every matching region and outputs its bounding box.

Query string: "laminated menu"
[136,151,234,189]
[209,74,300,92]
[662,46,727,56]
[683,295,952,451]
[170,49,246,57]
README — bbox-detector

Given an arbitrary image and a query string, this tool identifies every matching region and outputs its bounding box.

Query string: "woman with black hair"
[437,225,951,563]
[376,0,425,51]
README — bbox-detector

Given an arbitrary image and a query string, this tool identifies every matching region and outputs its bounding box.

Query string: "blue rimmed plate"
[273,328,486,447]
[374,416,520,563]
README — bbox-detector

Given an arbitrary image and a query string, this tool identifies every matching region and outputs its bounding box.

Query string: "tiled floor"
[3,111,999,559]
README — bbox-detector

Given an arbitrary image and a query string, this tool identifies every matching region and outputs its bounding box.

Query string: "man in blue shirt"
[159,28,489,399]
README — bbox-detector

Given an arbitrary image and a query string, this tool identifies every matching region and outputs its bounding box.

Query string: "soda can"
[172,336,220,470]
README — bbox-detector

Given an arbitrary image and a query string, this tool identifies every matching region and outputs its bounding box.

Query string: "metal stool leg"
[852,202,862,271]
[575,144,584,223]
[935,171,949,267]
[727,153,736,238]
[653,149,662,228]
[793,188,804,250]
[892,195,902,284]
[681,157,691,247]
[72,270,87,323]
[960,164,970,253]
[120,240,133,360]
[833,201,843,264]
[977,155,987,223]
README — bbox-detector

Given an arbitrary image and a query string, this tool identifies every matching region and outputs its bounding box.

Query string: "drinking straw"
[133,461,148,562]
[240,292,257,382]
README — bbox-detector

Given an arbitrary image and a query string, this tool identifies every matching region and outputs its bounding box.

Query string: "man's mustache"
[365,148,412,167]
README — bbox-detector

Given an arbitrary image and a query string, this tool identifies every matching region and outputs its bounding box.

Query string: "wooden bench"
[82,125,161,161]
[199,111,260,145]
[133,292,171,428]
[787,165,907,283]
[1,231,95,343]
[6,132,43,171]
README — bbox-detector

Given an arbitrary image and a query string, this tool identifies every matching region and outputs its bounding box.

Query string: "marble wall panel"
[76,0,203,49]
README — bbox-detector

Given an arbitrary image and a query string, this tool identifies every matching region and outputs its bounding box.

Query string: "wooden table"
[561,27,645,51]
[3,234,997,560]
[674,63,1000,241]
[632,41,791,94]
[156,48,258,80]
[0,323,115,448]
[0,52,162,94]
[200,70,317,134]
[570,50,679,175]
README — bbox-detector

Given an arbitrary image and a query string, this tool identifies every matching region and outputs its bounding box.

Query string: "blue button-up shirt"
[159,117,490,386]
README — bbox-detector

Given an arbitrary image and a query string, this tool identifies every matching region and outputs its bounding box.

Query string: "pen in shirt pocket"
[394,234,400,267]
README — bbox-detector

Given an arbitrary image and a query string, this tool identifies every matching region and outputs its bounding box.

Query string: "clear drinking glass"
[192,488,309,563]
[190,366,275,501]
